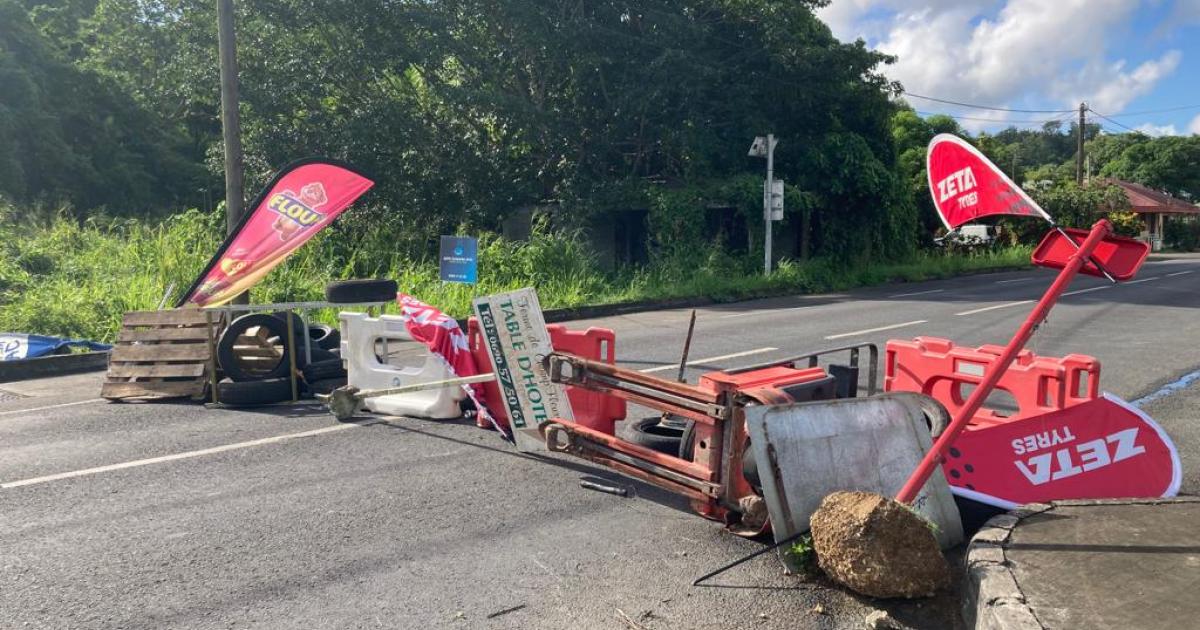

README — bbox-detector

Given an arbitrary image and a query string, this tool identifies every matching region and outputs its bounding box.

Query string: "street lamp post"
[749,134,781,275]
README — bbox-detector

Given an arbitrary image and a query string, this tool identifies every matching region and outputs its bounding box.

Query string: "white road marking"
[1166,270,1195,277]
[955,300,1034,316]
[995,278,1036,284]
[1062,286,1111,297]
[1123,276,1162,285]
[824,320,927,340]
[888,289,945,298]
[638,347,778,373]
[1,423,360,489]
[0,398,104,417]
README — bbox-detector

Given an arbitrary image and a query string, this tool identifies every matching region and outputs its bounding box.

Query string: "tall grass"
[0,207,1030,342]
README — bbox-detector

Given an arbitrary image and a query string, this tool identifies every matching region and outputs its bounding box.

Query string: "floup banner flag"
[926,133,1052,230]
[179,158,374,307]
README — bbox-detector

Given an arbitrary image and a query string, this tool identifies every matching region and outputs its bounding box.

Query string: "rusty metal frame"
[725,342,879,395]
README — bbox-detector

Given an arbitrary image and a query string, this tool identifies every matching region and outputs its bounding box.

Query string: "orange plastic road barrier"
[896,219,1115,505]
[885,337,1099,428]
[466,319,627,435]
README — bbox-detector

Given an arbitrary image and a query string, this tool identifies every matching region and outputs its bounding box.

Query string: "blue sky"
[817,0,1200,135]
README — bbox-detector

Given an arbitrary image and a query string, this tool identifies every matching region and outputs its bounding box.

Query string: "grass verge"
[0,208,1031,342]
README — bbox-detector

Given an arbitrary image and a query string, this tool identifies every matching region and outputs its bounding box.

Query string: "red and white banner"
[395,293,505,437]
[945,393,1181,508]
[179,158,374,307]
[926,134,1052,230]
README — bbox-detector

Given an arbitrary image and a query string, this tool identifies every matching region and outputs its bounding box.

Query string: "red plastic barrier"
[1032,227,1149,281]
[467,319,627,435]
[699,366,827,392]
[885,336,1099,428]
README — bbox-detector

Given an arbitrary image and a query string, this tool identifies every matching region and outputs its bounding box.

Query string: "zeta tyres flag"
[926,133,1052,230]
[178,158,374,307]
[944,394,1181,509]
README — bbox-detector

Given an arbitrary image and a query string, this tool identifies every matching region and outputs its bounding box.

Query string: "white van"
[937,224,996,247]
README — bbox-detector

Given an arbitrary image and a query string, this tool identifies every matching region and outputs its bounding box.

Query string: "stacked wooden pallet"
[101,309,219,401]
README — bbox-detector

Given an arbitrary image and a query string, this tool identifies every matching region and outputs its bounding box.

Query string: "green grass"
[0,206,1031,342]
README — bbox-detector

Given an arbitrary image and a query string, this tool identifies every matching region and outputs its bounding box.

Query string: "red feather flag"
[926,133,1052,230]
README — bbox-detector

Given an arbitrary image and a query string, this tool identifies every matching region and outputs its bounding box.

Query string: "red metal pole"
[896,219,1113,504]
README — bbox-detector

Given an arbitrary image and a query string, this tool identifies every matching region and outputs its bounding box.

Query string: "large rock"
[810,491,951,599]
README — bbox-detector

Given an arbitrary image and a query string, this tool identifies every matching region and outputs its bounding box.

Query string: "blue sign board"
[439,235,478,284]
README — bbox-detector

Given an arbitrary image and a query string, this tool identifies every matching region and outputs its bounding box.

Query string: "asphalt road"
[2,255,1198,629]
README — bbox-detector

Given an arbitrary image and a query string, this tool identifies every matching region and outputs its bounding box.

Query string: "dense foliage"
[3,0,920,263]
[0,0,204,214]
[2,0,1197,344]
[0,201,1030,341]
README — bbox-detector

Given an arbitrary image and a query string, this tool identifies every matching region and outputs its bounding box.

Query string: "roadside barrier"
[699,365,836,403]
[885,336,1100,427]
[467,319,626,435]
[340,312,466,419]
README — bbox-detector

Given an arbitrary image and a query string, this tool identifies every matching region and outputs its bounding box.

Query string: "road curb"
[963,497,1200,630]
[0,351,110,384]
[533,263,1032,324]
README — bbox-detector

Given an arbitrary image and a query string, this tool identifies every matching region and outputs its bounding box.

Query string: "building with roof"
[1102,179,1200,251]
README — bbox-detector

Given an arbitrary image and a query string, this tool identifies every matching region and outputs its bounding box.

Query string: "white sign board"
[472,288,575,451]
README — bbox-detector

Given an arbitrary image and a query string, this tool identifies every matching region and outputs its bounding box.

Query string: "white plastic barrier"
[339,312,465,419]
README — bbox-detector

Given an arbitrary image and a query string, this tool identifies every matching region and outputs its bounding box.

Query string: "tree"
[0,0,205,214]
[1100,135,1200,199]
[891,108,962,238]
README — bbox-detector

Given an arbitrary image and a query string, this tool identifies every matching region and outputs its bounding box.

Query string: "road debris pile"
[809,491,950,599]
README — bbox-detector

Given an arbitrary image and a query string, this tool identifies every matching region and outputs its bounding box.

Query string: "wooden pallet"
[101,309,219,401]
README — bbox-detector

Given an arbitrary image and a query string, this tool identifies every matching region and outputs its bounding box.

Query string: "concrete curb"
[963,497,1200,630]
[0,351,110,384]
[506,263,1033,326]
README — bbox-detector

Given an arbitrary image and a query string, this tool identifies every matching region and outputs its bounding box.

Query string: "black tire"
[307,347,337,363]
[325,279,397,303]
[680,420,697,461]
[218,313,298,382]
[217,377,292,406]
[302,357,345,382]
[268,312,312,365]
[304,377,347,396]
[307,324,341,351]
[628,416,685,455]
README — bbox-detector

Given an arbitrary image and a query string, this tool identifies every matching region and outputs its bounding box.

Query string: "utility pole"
[217,0,247,303]
[1076,102,1086,184]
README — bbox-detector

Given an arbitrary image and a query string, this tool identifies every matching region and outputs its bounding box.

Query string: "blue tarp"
[0,333,112,361]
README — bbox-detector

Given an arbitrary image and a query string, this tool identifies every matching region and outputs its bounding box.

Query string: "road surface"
[2,255,1197,629]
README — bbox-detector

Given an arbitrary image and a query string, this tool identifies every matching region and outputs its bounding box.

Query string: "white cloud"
[816,0,994,42]
[1134,122,1179,136]
[1189,114,1200,135]
[1172,0,1200,24]
[1053,50,1182,113]
[823,0,1182,121]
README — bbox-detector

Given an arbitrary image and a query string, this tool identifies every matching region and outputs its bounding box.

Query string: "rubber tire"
[217,377,292,406]
[308,324,341,351]
[218,313,297,382]
[304,377,347,396]
[628,417,685,455]
[325,279,397,304]
[302,357,345,382]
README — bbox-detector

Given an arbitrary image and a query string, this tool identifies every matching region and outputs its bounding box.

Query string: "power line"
[902,91,1075,114]
[1087,108,1140,133]
[915,110,1068,125]
[1102,104,1200,117]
